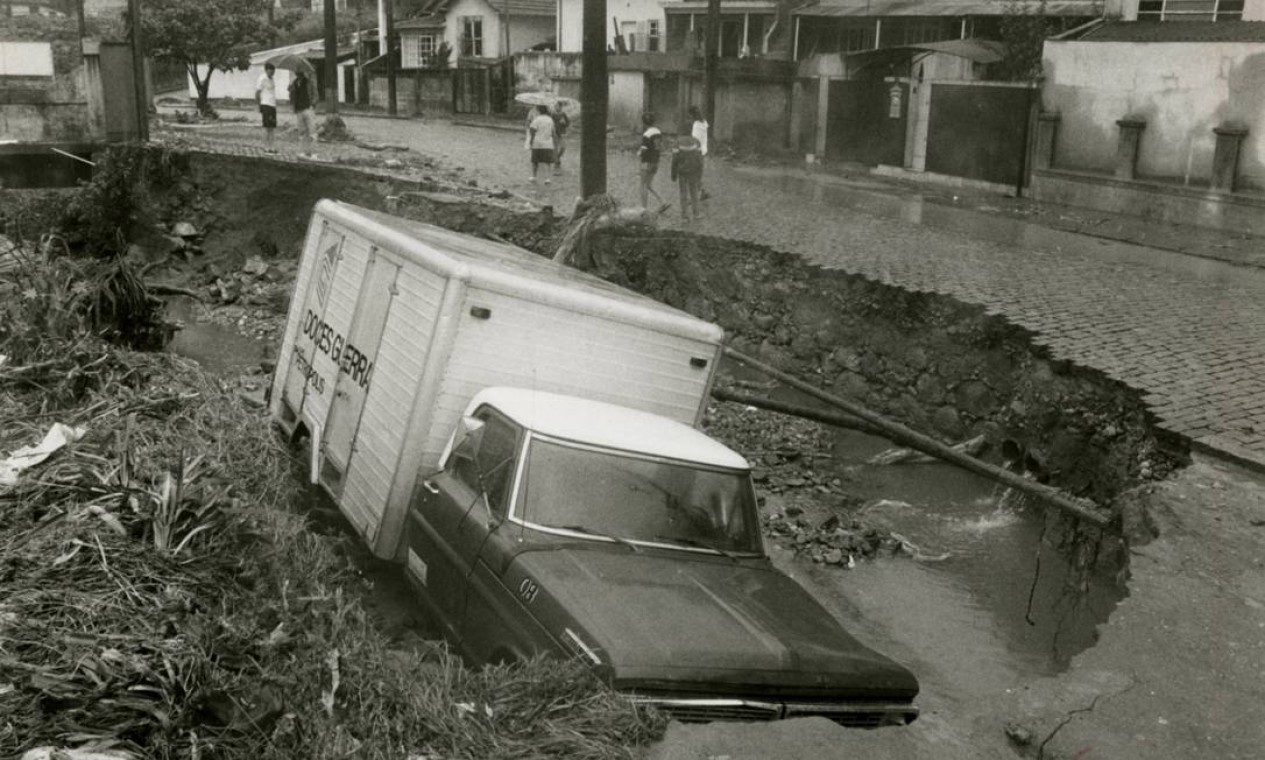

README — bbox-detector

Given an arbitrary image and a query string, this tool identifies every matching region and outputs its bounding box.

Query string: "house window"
[461,16,484,57]
[402,34,437,68]
[647,20,661,52]
[1136,0,1244,21]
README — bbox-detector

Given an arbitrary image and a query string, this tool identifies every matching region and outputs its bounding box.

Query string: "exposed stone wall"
[583,231,1188,504]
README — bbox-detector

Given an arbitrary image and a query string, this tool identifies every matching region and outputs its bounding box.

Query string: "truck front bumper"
[628,695,919,727]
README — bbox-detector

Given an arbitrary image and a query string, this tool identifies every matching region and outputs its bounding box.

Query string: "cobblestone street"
[160,110,1265,469]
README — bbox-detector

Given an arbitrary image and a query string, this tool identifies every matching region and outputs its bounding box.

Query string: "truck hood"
[511,547,918,699]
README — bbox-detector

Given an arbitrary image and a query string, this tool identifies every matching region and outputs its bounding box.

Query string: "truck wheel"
[489,648,521,667]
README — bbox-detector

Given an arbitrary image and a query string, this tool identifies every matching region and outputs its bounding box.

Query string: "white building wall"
[1043,40,1265,187]
[558,0,664,52]
[511,15,557,53]
[1106,0,1265,19]
[446,0,503,58]
[609,69,645,130]
[188,64,294,103]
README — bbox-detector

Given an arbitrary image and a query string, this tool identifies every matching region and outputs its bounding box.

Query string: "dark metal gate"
[826,78,908,166]
[453,59,514,115]
[925,83,1035,187]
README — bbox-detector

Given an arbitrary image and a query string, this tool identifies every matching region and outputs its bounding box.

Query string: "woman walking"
[526,105,556,184]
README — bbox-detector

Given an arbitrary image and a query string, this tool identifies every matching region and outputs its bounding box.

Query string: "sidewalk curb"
[820,162,1265,271]
[1191,435,1265,475]
[451,119,523,133]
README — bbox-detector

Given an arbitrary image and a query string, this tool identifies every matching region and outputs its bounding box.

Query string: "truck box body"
[270,200,724,559]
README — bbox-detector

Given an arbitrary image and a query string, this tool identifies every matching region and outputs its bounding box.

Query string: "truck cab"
[404,387,920,726]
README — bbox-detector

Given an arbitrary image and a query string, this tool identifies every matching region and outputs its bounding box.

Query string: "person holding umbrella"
[526,104,556,184]
[267,54,319,158]
[289,68,317,158]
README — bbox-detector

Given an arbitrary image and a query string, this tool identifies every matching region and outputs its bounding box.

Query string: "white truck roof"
[315,201,723,344]
[467,388,749,471]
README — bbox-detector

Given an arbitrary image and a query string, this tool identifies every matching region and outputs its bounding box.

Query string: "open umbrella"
[264,52,317,76]
[514,92,580,118]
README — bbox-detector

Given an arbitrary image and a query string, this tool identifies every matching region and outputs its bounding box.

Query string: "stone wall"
[579,232,1186,503]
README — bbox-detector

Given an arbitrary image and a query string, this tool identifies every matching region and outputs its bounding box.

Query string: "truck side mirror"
[441,416,486,470]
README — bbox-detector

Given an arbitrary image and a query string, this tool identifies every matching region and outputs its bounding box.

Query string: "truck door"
[405,410,521,635]
[320,248,400,493]
[283,225,345,415]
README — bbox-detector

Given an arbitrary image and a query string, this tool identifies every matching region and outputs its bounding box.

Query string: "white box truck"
[269,200,725,559]
[269,201,922,725]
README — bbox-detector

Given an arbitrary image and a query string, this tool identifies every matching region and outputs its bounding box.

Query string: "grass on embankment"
[0,251,665,759]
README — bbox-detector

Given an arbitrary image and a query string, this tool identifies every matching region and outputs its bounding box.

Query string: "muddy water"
[165,297,272,374]
[818,426,1122,676]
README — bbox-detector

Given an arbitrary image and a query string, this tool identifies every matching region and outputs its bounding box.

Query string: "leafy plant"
[996,0,1058,82]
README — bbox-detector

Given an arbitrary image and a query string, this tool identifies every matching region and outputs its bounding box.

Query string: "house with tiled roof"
[419,0,556,63]
[1032,0,1265,234]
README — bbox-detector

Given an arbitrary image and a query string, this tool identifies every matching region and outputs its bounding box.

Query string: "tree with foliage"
[142,0,282,115]
[996,0,1056,82]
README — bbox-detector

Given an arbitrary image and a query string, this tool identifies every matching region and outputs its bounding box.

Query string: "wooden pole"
[711,387,885,437]
[324,0,338,114]
[580,0,608,196]
[385,0,396,115]
[703,0,720,126]
[128,0,148,141]
[722,347,1111,528]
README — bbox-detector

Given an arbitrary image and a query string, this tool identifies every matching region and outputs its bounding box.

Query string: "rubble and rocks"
[704,397,912,569]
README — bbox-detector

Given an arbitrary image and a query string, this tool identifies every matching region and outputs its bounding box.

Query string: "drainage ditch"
[154,153,1190,682]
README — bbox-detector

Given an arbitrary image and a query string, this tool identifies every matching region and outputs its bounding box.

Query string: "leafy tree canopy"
[142,0,284,113]
[143,0,277,74]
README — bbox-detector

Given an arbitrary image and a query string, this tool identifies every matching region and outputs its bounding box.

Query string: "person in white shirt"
[690,106,710,199]
[255,64,278,153]
[527,105,556,184]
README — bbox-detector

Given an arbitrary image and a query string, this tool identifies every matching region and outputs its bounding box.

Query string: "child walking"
[670,135,704,221]
[637,112,668,212]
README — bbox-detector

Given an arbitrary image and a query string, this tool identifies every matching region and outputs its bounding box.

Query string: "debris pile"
[763,512,906,565]
[194,256,296,340]
[704,394,917,568]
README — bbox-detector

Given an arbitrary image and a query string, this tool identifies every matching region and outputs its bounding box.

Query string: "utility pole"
[580,0,607,196]
[128,0,148,140]
[385,0,396,115]
[324,0,338,113]
[703,0,720,128]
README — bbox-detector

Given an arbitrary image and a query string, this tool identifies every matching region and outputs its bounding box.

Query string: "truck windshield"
[514,436,763,555]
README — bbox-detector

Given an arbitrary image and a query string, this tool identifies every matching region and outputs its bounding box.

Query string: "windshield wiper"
[559,525,640,553]
[652,535,739,560]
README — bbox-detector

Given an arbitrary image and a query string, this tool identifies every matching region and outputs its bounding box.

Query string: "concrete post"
[789,79,804,152]
[815,76,829,160]
[1035,112,1060,171]
[1114,118,1145,180]
[1211,125,1249,193]
[909,79,932,172]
